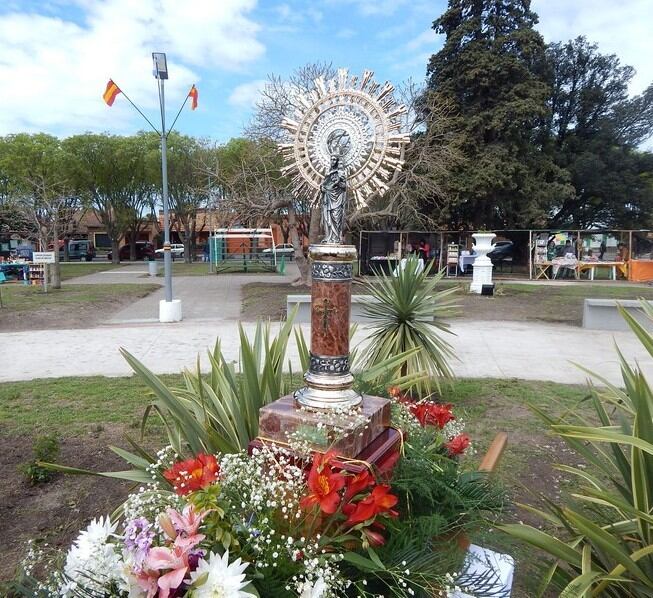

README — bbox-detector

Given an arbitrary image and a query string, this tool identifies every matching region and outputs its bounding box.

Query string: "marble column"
[294,244,362,409]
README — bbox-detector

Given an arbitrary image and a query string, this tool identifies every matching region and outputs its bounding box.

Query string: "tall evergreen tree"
[426,0,573,228]
[545,37,653,228]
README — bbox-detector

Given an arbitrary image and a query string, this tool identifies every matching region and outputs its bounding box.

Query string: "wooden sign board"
[32,252,55,264]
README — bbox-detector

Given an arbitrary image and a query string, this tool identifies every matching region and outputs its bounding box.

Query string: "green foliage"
[125,316,299,458]
[358,257,457,396]
[21,433,59,484]
[501,301,653,597]
[426,0,573,228]
[545,36,653,228]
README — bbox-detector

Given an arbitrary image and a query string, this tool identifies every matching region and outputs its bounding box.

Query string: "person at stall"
[618,243,630,262]
[599,241,606,261]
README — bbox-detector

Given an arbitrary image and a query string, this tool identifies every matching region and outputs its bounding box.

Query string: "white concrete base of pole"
[470,260,494,294]
[159,299,182,323]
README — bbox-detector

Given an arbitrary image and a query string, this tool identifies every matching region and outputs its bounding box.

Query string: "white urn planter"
[470,232,496,294]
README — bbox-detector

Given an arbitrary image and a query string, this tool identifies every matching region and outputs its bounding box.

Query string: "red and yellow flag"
[188,84,198,110]
[103,79,121,106]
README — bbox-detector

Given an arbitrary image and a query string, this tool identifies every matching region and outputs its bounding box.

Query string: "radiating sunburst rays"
[278,68,409,208]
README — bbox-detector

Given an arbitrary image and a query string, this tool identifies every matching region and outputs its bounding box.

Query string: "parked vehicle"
[64,240,96,261]
[107,242,155,261]
[487,241,514,264]
[154,243,184,259]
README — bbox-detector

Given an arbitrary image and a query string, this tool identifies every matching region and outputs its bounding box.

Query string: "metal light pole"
[153,52,181,321]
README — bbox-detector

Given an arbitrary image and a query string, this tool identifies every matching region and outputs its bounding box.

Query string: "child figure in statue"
[320,155,348,245]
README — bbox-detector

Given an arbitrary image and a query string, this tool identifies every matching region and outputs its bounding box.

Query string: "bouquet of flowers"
[19,394,502,598]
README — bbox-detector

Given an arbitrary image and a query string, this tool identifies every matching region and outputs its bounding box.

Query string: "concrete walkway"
[65,262,301,324]
[2,319,651,386]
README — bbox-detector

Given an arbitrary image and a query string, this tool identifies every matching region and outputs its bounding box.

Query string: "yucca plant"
[358,256,458,396]
[501,301,653,597]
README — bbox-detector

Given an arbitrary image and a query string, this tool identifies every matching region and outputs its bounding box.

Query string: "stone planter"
[470,232,496,294]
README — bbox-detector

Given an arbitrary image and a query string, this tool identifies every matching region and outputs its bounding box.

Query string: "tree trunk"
[111,239,120,264]
[129,231,137,261]
[309,207,321,244]
[288,206,309,286]
[51,219,61,289]
[183,236,192,264]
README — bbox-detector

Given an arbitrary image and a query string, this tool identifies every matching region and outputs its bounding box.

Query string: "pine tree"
[426,0,573,228]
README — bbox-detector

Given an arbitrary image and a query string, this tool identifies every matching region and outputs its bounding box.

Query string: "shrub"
[21,434,59,484]
[358,256,458,397]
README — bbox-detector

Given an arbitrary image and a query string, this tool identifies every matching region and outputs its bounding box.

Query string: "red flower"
[300,451,346,515]
[344,470,375,502]
[411,402,455,428]
[445,433,471,456]
[163,453,219,496]
[345,485,399,525]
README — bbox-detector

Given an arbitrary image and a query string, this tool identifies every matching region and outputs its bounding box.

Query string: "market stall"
[630,231,653,282]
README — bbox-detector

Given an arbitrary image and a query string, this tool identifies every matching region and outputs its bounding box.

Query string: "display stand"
[29,263,45,285]
[446,243,459,277]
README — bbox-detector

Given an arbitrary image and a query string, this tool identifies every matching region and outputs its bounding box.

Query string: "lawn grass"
[0,374,183,435]
[59,262,120,280]
[0,283,158,313]
[242,279,653,325]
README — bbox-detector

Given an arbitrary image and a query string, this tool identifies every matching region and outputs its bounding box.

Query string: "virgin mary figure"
[320,154,347,244]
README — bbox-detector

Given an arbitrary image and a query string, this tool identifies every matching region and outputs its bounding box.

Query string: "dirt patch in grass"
[241,279,653,326]
[0,425,135,583]
[0,284,159,332]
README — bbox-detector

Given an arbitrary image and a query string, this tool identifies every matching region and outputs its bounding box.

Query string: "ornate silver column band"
[310,353,350,375]
[312,262,352,281]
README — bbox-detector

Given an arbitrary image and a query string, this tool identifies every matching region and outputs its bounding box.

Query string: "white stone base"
[159,299,182,323]
[470,261,494,294]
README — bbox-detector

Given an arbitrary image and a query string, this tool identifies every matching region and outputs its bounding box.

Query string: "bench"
[582,298,653,331]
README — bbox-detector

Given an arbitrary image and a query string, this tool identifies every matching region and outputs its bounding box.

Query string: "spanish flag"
[103,79,121,106]
[188,84,198,110]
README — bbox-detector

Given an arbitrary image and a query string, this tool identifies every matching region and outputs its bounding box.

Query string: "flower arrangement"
[19,393,503,597]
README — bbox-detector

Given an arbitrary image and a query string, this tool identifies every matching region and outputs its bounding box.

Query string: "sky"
[0,0,652,143]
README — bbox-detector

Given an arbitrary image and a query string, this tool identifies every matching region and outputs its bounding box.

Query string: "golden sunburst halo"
[278,68,410,209]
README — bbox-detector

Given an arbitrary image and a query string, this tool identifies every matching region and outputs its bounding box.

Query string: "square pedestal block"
[257,394,390,458]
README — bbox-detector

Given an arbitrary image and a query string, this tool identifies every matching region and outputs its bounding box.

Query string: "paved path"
[2,319,650,386]
[65,262,302,324]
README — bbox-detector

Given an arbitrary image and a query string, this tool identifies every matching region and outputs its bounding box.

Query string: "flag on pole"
[188,85,198,110]
[103,79,121,106]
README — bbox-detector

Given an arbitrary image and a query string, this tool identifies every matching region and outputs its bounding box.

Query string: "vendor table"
[367,256,399,275]
[578,261,626,281]
[458,253,477,274]
[0,262,29,283]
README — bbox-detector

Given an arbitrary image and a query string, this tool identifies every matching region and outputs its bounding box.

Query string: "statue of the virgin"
[320,154,347,244]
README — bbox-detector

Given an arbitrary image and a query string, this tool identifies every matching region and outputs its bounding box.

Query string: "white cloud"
[533,0,653,95]
[228,79,266,108]
[326,0,410,17]
[336,28,356,39]
[0,0,265,135]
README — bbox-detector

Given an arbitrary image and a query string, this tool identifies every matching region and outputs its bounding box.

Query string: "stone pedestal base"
[470,260,494,294]
[159,299,182,322]
[257,394,390,458]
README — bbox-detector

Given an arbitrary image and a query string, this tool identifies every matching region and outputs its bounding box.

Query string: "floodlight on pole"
[153,51,181,321]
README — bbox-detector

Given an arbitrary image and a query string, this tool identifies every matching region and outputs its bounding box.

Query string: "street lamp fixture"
[152,52,168,80]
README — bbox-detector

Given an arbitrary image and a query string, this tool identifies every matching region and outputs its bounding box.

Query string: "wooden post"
[478,432,508,473]
[528,229,532,280]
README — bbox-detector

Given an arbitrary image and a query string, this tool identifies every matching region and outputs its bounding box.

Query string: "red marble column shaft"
[310,279,351,357]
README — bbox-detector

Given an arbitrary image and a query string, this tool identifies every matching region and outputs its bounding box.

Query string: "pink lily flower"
[166,504,210,540]
[145,536,199,598]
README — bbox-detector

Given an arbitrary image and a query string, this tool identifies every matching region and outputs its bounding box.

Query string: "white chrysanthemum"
[60,516,125,597]
[300,577,327,597]
[189,551,256,598]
